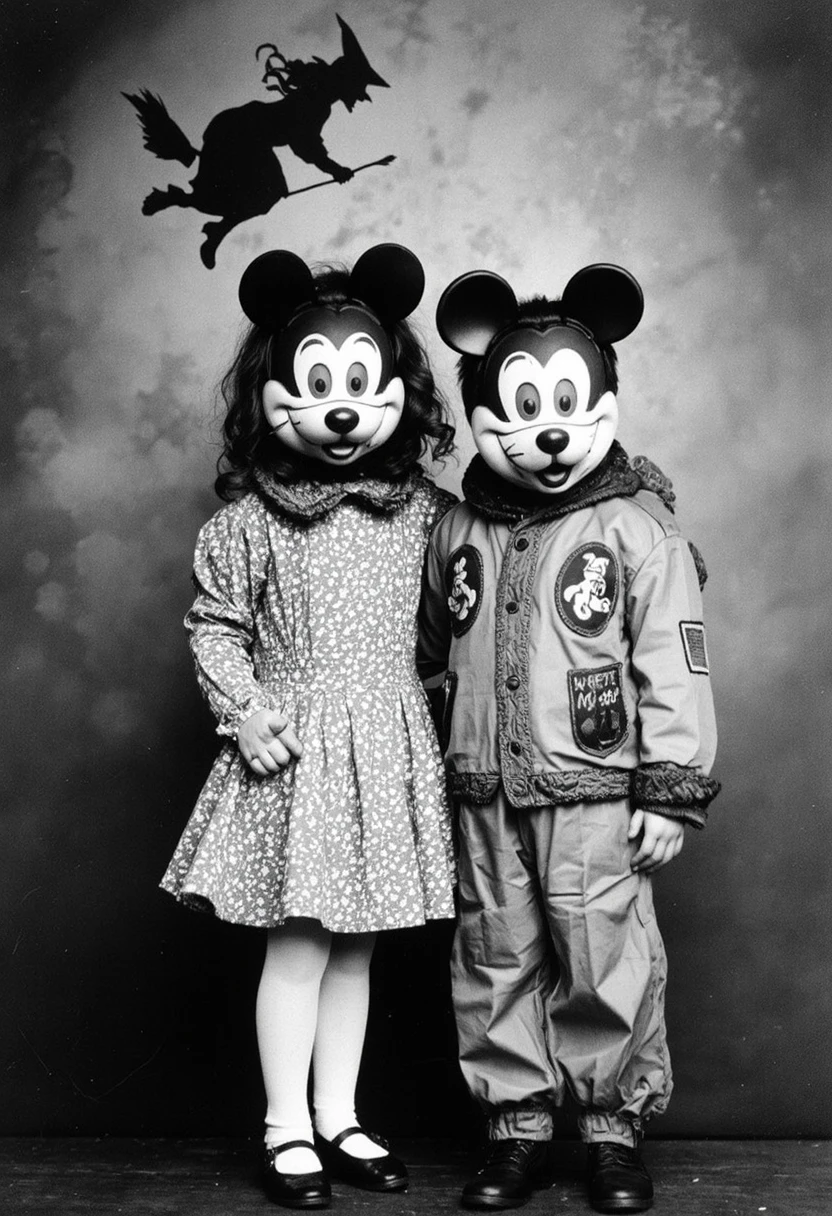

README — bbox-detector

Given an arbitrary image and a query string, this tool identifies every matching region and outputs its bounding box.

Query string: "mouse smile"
[322,441,360,460]
[536,462,572,489]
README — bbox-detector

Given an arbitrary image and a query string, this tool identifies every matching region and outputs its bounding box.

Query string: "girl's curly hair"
[215,267,455,501]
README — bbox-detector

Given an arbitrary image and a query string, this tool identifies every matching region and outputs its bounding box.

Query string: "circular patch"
[445,544,483,638]
[555,542,619,637]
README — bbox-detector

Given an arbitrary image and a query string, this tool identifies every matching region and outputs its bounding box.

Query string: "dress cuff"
[216,692,279,738]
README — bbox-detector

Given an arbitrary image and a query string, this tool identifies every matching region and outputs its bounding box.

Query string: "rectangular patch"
[680,621,709,674]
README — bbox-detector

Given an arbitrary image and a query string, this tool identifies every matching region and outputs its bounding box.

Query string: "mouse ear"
[561,264,644,344]
[436,271,519,356]
[349,243,425,322]
[238,250,316,330]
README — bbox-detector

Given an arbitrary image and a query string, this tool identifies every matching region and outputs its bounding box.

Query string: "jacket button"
[508,741,522,756]
[515,536,529,551]
[505,675,520,691]
[506,601,519,614]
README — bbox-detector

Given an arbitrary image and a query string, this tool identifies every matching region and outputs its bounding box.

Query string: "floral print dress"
[161,471,457,933]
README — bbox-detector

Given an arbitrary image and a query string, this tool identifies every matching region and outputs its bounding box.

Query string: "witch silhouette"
[124,16,393,268]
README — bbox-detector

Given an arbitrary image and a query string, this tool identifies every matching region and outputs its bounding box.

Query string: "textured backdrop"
[1,0,830,1138]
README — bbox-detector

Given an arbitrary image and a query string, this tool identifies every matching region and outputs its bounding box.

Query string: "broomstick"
[285,154,396,196]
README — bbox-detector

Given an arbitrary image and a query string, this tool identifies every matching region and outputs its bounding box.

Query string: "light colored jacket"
[418,482,719,826]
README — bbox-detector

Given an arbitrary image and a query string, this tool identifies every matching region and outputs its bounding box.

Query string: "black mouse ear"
[436,271,519,356]
[238,250,316,330]
[561,264,644,344]
[349,243,425,322]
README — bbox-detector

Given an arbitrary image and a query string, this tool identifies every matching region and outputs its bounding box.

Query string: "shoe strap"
[329,1125,388,1151]
[267,1139,317,1155]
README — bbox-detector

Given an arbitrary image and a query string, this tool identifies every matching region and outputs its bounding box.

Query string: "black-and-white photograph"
[1,2,830,1213]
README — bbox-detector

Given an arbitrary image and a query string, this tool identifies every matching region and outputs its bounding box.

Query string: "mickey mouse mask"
[239,244,425,466]
[437,264,643,494]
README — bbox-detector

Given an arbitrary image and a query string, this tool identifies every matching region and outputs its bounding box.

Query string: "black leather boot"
[461,1138,555,1209]
[587,1142,653,1212]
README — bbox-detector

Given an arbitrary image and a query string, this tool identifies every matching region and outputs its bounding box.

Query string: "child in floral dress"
[162,245,456,1208]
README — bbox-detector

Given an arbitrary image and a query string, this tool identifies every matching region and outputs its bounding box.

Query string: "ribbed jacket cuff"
[633,762,721,829]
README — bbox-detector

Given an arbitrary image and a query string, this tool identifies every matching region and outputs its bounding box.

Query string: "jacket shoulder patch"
[680,620,709,673]
[567,663,629,757]
[556,542,619,636]
[445,544,483,637]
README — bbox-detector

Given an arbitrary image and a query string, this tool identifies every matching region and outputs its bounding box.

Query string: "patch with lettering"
[680,621,709,674]
[445,544,483,637]
[567,663,629,757]
[556,542,619,637]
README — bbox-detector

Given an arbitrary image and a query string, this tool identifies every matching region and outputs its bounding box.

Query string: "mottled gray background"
[1,0,830,1137]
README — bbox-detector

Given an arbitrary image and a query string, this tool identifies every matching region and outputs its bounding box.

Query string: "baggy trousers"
[451,794,672,1147]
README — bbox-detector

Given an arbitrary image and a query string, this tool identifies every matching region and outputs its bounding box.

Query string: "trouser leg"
[451,795,558,1141]
[451,795,672,1147]
[532,799,672,1146]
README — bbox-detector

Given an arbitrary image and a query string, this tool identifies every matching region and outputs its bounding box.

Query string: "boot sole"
[264,1195,331,1210]
[461,1176,556,1209]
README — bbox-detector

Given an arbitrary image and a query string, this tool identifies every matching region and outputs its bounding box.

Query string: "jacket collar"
[461,441,648,525]
[254,466,424,523]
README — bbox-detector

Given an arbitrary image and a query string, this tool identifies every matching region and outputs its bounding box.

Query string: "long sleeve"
[417,525,453,683]
[184,503,276,738]
[627,533,720,826]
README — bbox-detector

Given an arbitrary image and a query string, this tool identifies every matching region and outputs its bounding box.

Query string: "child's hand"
[238,709,302,775]
[628,809,684,874]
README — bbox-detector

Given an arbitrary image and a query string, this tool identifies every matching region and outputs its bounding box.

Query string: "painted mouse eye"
[554,379,577,417]
[346,362,369,397]
[515,383,541,420]
[308,364,332,398]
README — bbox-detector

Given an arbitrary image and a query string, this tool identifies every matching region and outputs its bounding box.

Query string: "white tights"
[257,918,387,1173]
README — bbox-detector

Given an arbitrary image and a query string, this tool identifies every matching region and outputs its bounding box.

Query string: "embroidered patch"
[567,663,629,757]
[680,621,709,674]
[555,542,619,637]
[445,545,483,637]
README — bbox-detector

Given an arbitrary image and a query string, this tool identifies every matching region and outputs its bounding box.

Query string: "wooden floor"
[1,1138,830,1215]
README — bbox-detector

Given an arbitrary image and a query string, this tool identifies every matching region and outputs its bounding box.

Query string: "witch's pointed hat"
[333,14,389,91]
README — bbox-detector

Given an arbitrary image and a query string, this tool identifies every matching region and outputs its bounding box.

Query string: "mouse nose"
[535,428,569,455]
[325,407,360,435]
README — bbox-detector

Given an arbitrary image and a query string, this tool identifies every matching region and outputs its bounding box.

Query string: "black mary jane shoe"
[262,1140,331,1209]
[587,1142,653,1213]
[461,1138,556,1209]
[314,1126,409,1192]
